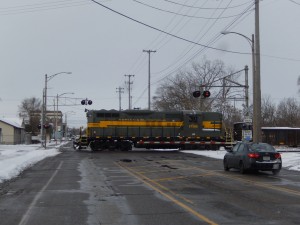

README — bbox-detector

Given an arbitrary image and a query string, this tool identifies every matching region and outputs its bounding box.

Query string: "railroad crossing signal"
[202,90,210,98]
[192,90,210,98]
[81,99,93,105]
[38,124,50,129]
[192,91,201,98]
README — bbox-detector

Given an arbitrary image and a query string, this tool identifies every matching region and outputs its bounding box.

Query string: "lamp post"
[55,92,74,141]
[221,31,261,142]
[41,72,72,148]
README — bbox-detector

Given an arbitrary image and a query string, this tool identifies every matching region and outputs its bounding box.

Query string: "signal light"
[203,90,211,98]
[192,91,201,98]
[81,99,93,105]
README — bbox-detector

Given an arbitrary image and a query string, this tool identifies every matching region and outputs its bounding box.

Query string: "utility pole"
[116,86,124,111]
[42,74,48,148]
[244,65,249,116]
[41,87,45,147]
[124,75,134,110]
[143,49,156,110]
[41,72,71,148]
[253,0,262,143]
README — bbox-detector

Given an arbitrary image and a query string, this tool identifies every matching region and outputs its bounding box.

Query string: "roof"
[0,118,24,129]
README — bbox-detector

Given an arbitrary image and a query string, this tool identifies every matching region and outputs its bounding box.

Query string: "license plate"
[273,164,280,169]
[263,156,270,161]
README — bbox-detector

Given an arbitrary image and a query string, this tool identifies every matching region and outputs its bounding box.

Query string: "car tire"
[239,161,246,174]
[223,159,230,171]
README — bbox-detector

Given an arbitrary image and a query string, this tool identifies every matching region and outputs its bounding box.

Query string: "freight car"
[83,109,232,151]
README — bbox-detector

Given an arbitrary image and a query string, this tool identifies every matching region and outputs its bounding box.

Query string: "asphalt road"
[1,143,300,225]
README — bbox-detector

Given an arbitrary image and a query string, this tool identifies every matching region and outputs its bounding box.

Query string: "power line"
[163,0,253,9]
[90,0,250,56]
[0,0,93,16]
[133,0,250,19]
[150,1,254,82]
[130,0,254,107]
[288,0,300,6]
[151,0,252,76]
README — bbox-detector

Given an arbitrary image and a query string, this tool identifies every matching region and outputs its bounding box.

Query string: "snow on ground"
[0,143,300,184]
[0,143,61,183]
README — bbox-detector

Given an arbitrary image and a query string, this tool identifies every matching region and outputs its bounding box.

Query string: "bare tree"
[222,103,243,131]
[18,97,42,117]
[276,97,300,127]
[153,71,201,111]
[18,97,42,135]
[261,95,277,126]
[153,57,243,114]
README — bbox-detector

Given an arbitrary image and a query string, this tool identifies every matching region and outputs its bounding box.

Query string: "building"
[0,118,25,144]
[30,110,63,141]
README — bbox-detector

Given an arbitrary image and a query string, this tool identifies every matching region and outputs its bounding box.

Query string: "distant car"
[223,142,282,175]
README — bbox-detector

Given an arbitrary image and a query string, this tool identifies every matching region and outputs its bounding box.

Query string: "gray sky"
[0,0,299,128]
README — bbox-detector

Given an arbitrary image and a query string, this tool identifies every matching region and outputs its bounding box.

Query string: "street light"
[41,72,72,148]
[221,31,261,143]
[55,92,74,141]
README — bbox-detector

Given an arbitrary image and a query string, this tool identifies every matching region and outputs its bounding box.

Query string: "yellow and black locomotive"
[82,109,231,151]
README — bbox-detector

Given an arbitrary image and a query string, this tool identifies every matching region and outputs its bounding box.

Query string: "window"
[237,144,245,152]
[188,115,198,123]
[250,143,275,152]
[232,143,240,152]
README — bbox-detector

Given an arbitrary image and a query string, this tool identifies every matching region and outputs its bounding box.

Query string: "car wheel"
[223,159,230,171]
[272,169,280,175]
[239,161,246,174]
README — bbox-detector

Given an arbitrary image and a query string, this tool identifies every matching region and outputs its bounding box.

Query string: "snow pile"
[0,144,60,183]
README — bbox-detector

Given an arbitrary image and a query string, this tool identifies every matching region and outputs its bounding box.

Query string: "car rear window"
[249,143,276,152]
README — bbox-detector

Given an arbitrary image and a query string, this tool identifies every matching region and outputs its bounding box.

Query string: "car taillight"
[274,153,281,159]
[248,153,260,159]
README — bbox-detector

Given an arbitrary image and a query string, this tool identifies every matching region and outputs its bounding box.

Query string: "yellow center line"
[126,162,300,197]
[154,173,215,182]
[117,162,218,225]
[222,173,300,196]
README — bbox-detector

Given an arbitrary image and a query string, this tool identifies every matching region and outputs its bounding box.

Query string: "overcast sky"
[0,0,299,128]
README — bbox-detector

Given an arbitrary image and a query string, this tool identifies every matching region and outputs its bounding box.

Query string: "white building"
[0,118,25,144]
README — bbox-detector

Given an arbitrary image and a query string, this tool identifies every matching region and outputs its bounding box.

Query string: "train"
[233,122,300,147]
[77,109,232,151]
